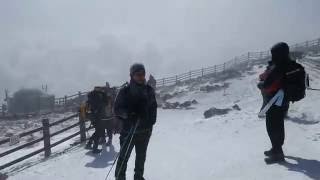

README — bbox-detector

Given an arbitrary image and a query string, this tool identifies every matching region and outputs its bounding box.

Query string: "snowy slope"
[2,62,320,180]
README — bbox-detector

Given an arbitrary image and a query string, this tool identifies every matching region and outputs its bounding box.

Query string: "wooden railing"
[0,113,89,170]
[155,51,270,87]
[54,91,89,108]
[156,38,320,87]
[0,37,319,171]
[1,38,319,116]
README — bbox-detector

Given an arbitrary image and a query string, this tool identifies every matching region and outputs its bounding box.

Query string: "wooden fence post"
[175,75,178,84]
[214,65,217,74]
[223,63,226,72]
[79,111,86,142]
[78,91,82,105]
[42,118,51,158]
[189,71,191,80]
[162,78,165,87]
[1,104,4,117]
[64,95,67,111]
[201,68,204,77]
[248,52,252,67]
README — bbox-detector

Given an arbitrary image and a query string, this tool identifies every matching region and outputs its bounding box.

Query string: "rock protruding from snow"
[200,83,229,92]
[162,100,198,110]
[204,104,241,118]
[204,107,232,118]
[232,104,241,111]
[163,102,180,109]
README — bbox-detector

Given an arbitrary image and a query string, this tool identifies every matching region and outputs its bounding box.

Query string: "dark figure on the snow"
[258,42,306,164]
[258,42,291,163]
[147,74,157,90]
[102,82,116,145]
[86,87,108,153]
[114,63,157,180]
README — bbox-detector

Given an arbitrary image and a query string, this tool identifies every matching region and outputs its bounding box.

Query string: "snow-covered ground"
[1,60,320,180]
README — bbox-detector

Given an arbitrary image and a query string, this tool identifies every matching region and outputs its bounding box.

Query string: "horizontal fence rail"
[54,91,89,108]
[0,37,319,171]
[155,37,320,87]
[0,113,89,170]
[1,38,318,117]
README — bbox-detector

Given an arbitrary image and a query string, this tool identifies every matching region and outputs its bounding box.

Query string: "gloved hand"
[129,112,139,124]
[257,81,264,89]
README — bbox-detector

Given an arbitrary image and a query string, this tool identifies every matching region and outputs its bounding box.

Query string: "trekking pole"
[116,119,140,178]
[104,119,140,180]
[307,87,320,91]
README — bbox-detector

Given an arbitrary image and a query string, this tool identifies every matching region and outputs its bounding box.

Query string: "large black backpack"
[284,61,306,102]
[87,90,107,112]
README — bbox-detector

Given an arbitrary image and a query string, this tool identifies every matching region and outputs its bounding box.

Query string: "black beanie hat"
[130,63,145,76]
[271,42,290,57]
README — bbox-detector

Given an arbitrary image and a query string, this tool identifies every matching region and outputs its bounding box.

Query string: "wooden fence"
[1,38,319,115]
[156,38,320,87]
[0,37,319,171]
[0,113,89,170]
[53,91,89,112]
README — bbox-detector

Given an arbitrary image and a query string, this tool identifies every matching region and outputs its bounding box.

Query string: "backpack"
[87,90,107,112]
[284,61,306,102]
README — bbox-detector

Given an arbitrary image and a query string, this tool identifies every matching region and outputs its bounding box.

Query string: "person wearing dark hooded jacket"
[258,42,291,163]
[85,87,108,153]
[114,63,157,180]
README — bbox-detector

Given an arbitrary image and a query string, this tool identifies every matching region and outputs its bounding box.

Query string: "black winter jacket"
[114,81,157,132]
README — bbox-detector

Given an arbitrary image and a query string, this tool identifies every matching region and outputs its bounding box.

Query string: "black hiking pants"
[115,129,152,180]
[88,113,105,150]
[266,105,286,153]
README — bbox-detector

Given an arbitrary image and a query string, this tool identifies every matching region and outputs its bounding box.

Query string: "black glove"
[257,81,264,89]
[129,112,139,124]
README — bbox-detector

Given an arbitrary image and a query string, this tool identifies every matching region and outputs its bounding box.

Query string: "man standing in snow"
[114,63,157,180]
[258,42,291,163]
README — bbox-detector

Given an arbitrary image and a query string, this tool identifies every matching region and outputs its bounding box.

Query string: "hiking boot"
[92,148,102,154]
[99,138,107,145]
[264,148,274,157]
[106,140,112,146]
[85,143,92,150]
[134,174,145,180]
[264,152,285,164]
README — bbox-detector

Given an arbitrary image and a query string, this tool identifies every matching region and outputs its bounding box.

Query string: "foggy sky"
[1,0,319,101]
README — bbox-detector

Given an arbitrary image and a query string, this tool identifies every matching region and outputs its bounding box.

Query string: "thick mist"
[0,0,319,101]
